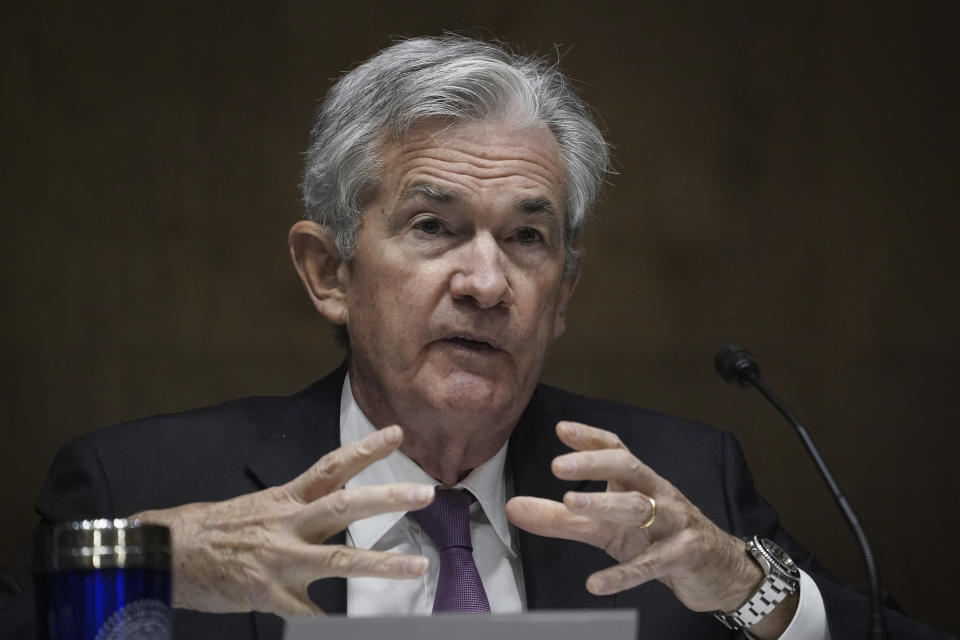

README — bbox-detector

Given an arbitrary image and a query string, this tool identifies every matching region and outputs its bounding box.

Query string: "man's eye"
[516,227,543,245]
[414,219,444,235]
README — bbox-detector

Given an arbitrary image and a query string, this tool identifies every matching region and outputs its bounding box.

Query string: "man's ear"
[289,220,349,325]
[552,246,583,340]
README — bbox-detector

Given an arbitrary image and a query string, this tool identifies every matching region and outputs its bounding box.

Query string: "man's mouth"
[439,334,503,352]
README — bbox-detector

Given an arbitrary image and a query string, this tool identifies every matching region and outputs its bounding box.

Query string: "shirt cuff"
[768,568,830,640]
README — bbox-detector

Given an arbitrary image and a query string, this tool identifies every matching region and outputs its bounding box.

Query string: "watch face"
[759,538,800,576]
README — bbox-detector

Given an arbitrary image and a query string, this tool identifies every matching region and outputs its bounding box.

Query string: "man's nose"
[449,234,515,309]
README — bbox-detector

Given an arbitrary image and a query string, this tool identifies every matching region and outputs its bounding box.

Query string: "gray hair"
[301,35,611,278]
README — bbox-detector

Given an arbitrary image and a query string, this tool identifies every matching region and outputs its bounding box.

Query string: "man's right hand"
[131,425,433,616]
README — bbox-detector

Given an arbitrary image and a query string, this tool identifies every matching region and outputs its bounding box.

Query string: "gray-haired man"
[2,36,948,640]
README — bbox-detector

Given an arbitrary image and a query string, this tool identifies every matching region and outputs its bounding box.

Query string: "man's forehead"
[380,118,562,167]
[398,181,561,220]
[375,119,565,203]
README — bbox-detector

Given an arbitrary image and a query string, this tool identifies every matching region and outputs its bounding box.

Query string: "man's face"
[342,119,576,437]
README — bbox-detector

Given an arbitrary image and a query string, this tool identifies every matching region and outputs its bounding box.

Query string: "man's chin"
[424,371,515,415]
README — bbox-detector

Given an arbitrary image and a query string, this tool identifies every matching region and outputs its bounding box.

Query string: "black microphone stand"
[715,345,886,639]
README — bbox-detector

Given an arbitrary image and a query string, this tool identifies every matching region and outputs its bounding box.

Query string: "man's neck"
[346,368,520,486]
[399,427,511,486]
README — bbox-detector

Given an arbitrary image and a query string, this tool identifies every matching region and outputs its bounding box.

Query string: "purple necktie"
[409,488,491,613]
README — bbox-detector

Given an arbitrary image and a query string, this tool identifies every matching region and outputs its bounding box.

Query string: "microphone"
[714,345,886,639]
[713,344,761,387]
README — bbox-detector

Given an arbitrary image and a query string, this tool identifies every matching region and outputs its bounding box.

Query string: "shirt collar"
[340,373,514,555]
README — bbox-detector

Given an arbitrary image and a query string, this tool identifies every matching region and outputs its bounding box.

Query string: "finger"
[296,483,435,540]
[555,421,627,452]
[292,545,429,581]
[585,536,686,596]
[563,490,657,528]
[552,448,663,490]
[505,496,610,550]
[286,425,404,502]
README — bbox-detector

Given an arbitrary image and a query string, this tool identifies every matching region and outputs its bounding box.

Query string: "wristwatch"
[714,536,801,631]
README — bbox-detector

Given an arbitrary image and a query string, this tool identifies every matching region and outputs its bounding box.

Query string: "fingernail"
[406,557,428,574]
[378,426,401,446]
[589,577,607,593]
[563,422,580,437]
[554,457,574,474]
[409,485,434,502]
[567,492,589,508]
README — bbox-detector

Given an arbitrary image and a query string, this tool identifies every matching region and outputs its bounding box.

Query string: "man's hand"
[506,421,797,639]
[132,425,433,616]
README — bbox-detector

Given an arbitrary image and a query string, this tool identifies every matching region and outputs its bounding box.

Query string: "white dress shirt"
[341,375,525,615]
[338,374,829,638]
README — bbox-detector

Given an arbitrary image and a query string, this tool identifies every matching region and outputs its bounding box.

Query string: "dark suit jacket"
[0,368,952,639]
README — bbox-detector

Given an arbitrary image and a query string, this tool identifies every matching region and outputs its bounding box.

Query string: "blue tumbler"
[35,519,172,640]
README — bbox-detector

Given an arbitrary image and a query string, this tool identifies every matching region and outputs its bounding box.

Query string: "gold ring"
[639,496,657,529]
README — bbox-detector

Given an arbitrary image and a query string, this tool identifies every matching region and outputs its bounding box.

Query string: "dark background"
[2,1,958,633]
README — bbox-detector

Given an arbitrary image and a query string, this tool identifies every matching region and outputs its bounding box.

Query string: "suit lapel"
[246,365,349,635]
[509,386,616,610]
[245,365,347,489]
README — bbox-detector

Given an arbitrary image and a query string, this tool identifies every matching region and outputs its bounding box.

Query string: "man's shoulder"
[77,386,306,452]
[71,370,345,455]
[37,373,346,518]
[531,381,726,445]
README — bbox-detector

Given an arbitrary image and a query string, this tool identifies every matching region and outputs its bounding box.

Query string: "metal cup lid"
[35,518,171,571]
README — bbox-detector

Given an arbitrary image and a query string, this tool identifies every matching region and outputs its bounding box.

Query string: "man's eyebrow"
[400,182,458,204]
[516,196,558,217]
[398,183,559,221]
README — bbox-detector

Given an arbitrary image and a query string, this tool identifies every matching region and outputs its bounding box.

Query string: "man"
[0,36,951,639]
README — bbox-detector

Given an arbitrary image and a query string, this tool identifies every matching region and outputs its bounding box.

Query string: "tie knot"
[409,488,473,550]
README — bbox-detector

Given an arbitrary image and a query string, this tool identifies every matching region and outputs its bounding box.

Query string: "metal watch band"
[714,537,800,630]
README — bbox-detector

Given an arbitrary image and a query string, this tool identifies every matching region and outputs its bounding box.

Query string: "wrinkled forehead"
[371,117,567,206]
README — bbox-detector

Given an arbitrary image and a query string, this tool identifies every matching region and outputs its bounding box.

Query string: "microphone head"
[714,344,761,387]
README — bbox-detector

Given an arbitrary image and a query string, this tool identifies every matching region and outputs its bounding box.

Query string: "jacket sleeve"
[718,431,956,639]
[0,433,117,640]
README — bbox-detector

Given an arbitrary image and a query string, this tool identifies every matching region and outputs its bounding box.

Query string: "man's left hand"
[506,421,797,637]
